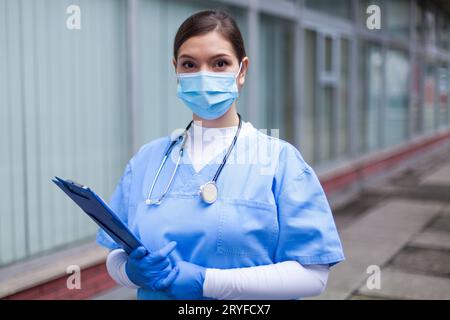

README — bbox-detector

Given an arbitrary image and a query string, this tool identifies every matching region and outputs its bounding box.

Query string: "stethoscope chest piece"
[199,181,218,204]
[145,198,161,206]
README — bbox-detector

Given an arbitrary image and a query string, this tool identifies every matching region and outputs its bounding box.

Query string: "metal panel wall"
[0,0,129,266]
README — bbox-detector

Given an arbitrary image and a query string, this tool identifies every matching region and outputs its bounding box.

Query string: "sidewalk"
[314,146,450,300]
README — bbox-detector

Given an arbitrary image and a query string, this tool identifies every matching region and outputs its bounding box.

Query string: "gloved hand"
[165,260,206,300]
[125,242,180,291]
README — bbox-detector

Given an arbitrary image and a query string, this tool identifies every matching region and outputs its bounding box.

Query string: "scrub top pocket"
[216,199,278,257]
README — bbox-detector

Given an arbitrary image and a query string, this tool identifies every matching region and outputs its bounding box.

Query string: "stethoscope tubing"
[146,114,242,205]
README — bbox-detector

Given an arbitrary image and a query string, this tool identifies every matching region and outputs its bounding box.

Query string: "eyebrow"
[178,53,233,61]
[208,53,233,60]
[178,54,197,61]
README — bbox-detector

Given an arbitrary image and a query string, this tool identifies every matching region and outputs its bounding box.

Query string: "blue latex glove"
[125,242,179,291]
[165,261,206,300]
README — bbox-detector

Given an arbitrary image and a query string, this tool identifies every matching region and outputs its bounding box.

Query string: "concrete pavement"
[314,147,450,300]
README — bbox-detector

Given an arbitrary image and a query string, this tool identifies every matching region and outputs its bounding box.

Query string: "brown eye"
[214,59,229,69]
[182,61,195,69]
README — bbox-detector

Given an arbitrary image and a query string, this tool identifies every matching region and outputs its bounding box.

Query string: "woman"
[97,9,344,300]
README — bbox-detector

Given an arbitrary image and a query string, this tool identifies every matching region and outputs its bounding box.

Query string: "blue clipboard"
[52,176,145,254]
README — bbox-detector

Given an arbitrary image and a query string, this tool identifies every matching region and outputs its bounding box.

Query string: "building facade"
[1,0,450,298]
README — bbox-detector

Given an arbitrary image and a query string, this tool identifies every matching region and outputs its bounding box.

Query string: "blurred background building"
[1,0,450,299]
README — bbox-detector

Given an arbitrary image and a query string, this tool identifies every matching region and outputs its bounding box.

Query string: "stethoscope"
[145,113,242,206]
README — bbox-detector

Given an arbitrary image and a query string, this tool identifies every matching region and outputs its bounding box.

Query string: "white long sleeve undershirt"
[106,249,329,299]
[106,249,139,289]
[203,261,329,300]
[106,121,329,299]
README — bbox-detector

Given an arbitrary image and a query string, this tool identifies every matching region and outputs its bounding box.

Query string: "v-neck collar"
[169,121,256,194]
[180,121,245,186]
[179,143,227,189]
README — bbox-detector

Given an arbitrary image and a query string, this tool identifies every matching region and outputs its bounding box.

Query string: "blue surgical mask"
[176,63,242,120]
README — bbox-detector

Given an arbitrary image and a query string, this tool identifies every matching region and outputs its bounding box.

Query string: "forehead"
[177,31,236,60]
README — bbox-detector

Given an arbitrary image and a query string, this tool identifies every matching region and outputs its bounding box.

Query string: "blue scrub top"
[96,125,345,299]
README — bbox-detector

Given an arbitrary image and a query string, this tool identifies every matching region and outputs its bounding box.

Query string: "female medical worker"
[97,10,345,300]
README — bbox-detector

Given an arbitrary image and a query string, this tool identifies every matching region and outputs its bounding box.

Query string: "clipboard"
[52,176,145,254]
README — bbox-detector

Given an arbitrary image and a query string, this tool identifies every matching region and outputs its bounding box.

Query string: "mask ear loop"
[235,61,243,79]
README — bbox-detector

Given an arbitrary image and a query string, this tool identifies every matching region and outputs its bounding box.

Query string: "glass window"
[411,58,423,135]
[337,39,350,158]
[301,29,317,164]
[438,65,449,128]
[385,50,409,146]
[325,36,333,72]
[386,0,410,39]
[424,63,436,132]
[305,0,352,20]
[302,30,350,164]
[416,3,450,50]
[418,4,437,47]
[359,42,383,153]
[414,1,425,44]
[258,15,295,143]
[319,86,334,162]
[436,13,449,50]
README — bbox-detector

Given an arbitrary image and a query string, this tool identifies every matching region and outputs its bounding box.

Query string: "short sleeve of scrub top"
[272,143,345,266]
[96,162,132,250]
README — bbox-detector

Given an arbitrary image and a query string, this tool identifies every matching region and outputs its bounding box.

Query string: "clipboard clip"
[53,176,90,200]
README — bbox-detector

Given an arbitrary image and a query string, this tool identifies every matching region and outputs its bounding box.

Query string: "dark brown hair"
[173,10,247,62]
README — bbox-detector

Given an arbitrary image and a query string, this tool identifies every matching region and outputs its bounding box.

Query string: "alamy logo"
[366,265,381,290]
[66,5,81,30]
[66,265,81,290]
[366,5,381,30]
